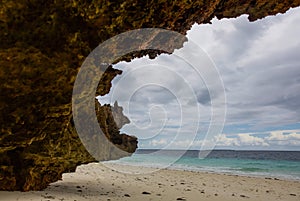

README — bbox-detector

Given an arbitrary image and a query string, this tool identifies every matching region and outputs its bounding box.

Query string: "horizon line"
[135,148,300,152]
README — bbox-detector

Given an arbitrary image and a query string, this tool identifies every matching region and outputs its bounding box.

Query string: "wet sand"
[0,163,299,201]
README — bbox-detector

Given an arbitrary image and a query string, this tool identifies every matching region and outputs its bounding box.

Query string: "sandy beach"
[0,162,299,201]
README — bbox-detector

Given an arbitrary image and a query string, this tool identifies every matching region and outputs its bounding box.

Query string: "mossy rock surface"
[0,0,299,191]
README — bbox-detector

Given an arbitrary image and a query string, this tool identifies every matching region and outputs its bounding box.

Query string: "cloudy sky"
[98,7,300,151]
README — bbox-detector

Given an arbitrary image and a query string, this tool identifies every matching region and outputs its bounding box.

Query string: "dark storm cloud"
[98,7,300,150]
[188,8,300,129]
[196,89,211,105]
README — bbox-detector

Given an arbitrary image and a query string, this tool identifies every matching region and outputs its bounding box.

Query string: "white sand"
[1,162,299,201]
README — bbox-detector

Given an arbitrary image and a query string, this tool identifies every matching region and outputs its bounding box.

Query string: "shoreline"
[104,161,300,182]
[0,162,299,201]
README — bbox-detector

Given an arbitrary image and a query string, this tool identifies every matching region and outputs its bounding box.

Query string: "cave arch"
[0,0,300,191]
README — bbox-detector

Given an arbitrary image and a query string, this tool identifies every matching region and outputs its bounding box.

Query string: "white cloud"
[141,129,300,150]
[214,130,300,149]
[213,133,269,147]
[149,139,168,147]
[98,7,300,150]
[214,134,239,147]
[266,131,300,146]
[187,7,300,128]
[236,134,269,146]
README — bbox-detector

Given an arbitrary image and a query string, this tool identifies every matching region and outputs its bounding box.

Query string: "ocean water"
[109,149,300,180]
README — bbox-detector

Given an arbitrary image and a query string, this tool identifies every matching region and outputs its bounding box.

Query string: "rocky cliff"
[1,0,299,191]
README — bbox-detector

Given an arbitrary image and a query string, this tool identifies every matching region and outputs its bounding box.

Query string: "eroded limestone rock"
[1,0,299,191]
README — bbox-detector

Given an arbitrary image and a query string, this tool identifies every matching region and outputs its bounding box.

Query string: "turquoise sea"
[109,150,300,180]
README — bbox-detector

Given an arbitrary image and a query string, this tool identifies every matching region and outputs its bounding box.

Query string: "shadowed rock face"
[0,0,299,191]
